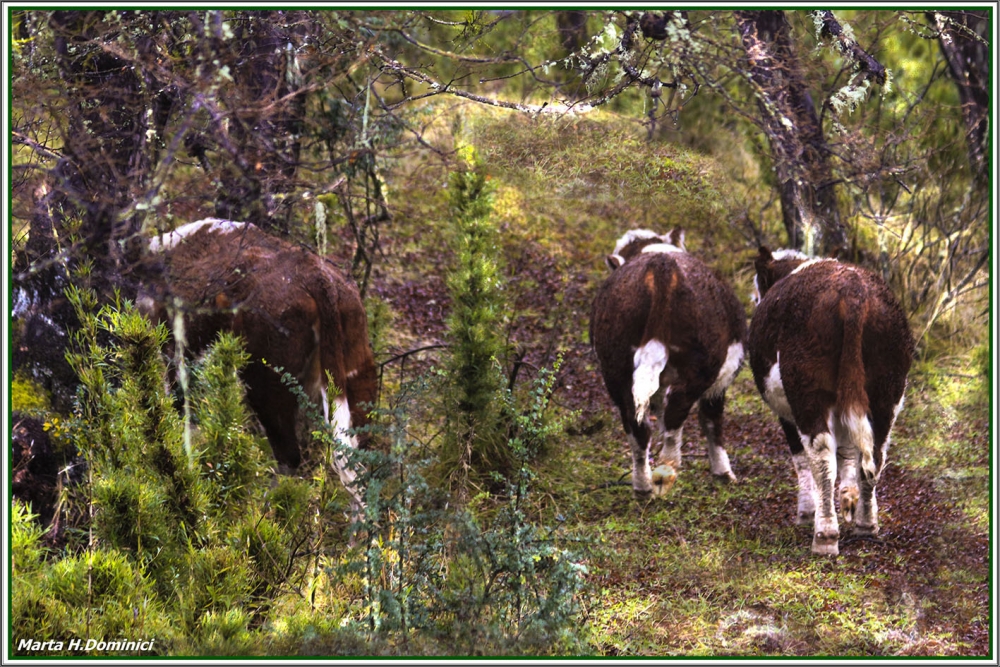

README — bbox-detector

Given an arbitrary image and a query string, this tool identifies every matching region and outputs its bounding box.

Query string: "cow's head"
[752,246,816,304]
[605,228,685,271]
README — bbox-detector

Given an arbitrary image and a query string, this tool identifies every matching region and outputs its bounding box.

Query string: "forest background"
[4,5,997,660]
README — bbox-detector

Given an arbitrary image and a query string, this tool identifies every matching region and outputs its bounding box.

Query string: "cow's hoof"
[713,471,737,484]
[853,522,879,536]
[633,488,653,502]
[811,531,840,556]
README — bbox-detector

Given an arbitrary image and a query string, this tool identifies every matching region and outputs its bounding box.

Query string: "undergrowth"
[11,289,590,658]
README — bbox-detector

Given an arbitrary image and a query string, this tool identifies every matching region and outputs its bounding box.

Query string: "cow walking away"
[590,229,747,499]
[138,219,378,514]
[748,247,915,556]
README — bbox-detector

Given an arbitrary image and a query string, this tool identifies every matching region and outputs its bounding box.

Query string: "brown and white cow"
[748,247,915,556]
[590,229,747,499]
[137,218,378,513]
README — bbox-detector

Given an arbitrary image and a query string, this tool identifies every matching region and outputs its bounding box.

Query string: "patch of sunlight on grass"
[814,598,963,656]
[891,358,989,540]
[585,588,664,655]
[718,371,760,417]
[725,564,966,656]
[745,566,881,618]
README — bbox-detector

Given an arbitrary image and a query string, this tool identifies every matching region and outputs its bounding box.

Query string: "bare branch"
[371,48,593,116]
[391,28,522,65]
[815,11,886,84]
[12,131,65,162]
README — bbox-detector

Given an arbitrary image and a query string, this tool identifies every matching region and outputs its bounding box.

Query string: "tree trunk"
[211,11,310,233]
[47,10,157,296]
[734,11,846,254]
[934,10,990,185]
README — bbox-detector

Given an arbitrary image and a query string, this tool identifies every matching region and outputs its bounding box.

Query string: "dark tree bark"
[934,10,990,184]
[12,11,175,406]
[209,11,311,234]
[46,10,158,294]
[734,10,846,254]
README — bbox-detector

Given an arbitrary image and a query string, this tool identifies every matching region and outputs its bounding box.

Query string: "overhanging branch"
[816,11,886,85]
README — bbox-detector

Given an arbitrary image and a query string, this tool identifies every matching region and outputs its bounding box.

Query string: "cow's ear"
[667,228,685,251]
[753,247,774,297]
[606,254,624,271]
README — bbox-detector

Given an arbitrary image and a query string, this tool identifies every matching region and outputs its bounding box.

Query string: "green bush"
[191,334,270,516]
[438,146,514,491]
[12,287,589,657]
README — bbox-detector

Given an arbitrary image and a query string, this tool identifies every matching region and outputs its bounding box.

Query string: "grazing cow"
[137,218,378,513]
[748,247,914,556]
[590,229,747,499]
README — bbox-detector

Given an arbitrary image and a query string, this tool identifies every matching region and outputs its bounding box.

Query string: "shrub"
[438,146,514,493]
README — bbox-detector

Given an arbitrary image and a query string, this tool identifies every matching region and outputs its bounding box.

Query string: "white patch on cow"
[346,368,359,379]
[148,218,247,252]
[762,355,794,422]
[628,433,653,495]
[656,426,683,468]
[832,408,860,524]
[320,387,330,424]
[770,248,810,262]
[789,257,837,276]
[895,394,906,417]
[751,275,761,306]
[632,339,668,423]
[802,431,841,555]
[331,395,354,445]
[842,408,876,480]
[705,342,744,398]
[641,242,684,255]
[613,229,660,255]
[706,439,734,479]
[612,228,685,255]
[329,394,364,514]
[879,393,906,465]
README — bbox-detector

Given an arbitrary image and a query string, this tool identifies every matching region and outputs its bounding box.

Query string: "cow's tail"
[315,270,377,446]
[836,302,876,480]
[632,260,676,424]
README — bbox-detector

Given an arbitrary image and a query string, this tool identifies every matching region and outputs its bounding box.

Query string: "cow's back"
[591,251,744,405]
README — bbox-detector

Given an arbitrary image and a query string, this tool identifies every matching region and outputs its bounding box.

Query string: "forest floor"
[350,109,994,657]
[371,246,991,657]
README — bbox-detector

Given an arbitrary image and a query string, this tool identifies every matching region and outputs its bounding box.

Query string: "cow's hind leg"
[781,418,816,525]
[832,418,861,523]
[854,475,879,535]
[625,415,655,501]
[657,392,696,465]
[244,362,302,474]
[853,399,899,536]
[698,393,736,482]
[801,427,840,556]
